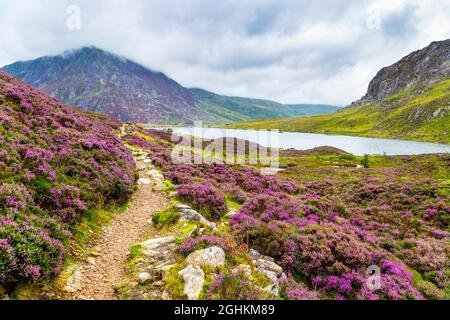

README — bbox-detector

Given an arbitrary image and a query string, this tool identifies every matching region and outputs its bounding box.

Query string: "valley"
[0,39,449,302]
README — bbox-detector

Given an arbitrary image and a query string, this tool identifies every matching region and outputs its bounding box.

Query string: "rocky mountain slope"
[231,40,450,144]
[355,39,450,104]
[3,47,338,125]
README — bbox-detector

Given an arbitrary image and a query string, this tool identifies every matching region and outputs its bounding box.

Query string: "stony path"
[62,156,169,300]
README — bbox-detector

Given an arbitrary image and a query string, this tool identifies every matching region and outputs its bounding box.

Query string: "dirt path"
[62,159,169,300]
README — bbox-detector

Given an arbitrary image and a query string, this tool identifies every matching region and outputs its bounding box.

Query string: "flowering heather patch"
[178,236,230,256]
[122,134,151,149]
[206,270,260,300]
[177,183,227,220]
[282,279,319,300]
[140,129,449,300]
[0,71,135,284]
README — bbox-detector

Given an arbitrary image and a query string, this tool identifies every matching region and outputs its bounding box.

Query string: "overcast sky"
[0,0,449,105]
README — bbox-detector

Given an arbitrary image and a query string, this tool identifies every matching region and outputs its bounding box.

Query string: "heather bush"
[178,236,230,257]
[177,183,227,220]
[282,279,319,300]
[0,71,135,285]
[206,270,260,300]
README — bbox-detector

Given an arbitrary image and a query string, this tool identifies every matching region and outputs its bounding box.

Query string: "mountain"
[189,88,296,123]
[2,47,337,125]
[230,40,450,144]
[3,47,207,124]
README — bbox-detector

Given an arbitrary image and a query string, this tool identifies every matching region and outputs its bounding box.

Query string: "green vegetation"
[229,79,450,144]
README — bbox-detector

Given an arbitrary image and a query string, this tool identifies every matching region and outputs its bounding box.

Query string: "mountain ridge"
[229,40,450,144]
[3,46,340,124]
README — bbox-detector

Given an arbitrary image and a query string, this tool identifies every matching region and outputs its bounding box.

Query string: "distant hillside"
[286,104,341,115]
[3,47,337,125]
[190,88,296,123]
[230,40,450,144]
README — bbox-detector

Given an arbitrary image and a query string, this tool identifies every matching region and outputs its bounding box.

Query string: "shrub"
[206,270,260,300]
[0,70,135,285]
[177,183,227,220]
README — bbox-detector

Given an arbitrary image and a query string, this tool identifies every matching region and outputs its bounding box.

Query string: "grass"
[229,79,450,144]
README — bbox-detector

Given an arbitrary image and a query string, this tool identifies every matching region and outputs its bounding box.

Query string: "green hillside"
[190,88,297,123]
[229,79,450,144]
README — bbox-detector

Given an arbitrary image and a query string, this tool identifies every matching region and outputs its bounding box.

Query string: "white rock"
[179,209,216,229]
[140,236,174,250]
[185,246,225,267]
[249,249,263,260]
[63,264,83,293]
[137,178,152,185]
[256,259,283,276]
[175,204,191,210]
[261,270,279,296]
[178,265,205,300]
[142,249,160,257]
[143,159,152,163]
[137,272,152,285]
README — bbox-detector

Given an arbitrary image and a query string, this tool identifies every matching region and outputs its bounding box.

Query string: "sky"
[0,0,449,105]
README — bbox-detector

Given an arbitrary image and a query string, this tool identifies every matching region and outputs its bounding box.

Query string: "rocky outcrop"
[354,39,450,105]
[250,249,284,297]
[176,206,217,230]
[185,246,226,268]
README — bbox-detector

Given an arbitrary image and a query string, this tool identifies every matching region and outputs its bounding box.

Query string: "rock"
[175,203,191,210]
[178,265,205,300]
[185,246,225,267]
[232,264,252,279]
[137,178,152,185]
[143,158,152,163]
[63,264,83,293]
[249,249,263,260]
[140,236,174,250]
[142,249,160,257]
[161,290,171,300]
[137,272,152,285]
[256,259,283,276]
[261,270,279,296]
[179,209,216,229]
[142,269,163,282]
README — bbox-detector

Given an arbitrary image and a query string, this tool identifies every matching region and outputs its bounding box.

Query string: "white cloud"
[0,0,449,105]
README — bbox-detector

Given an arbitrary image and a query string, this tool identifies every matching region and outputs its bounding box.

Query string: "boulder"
[140,236,174,250]
[175,203,191,210]
[178,209,216,229]
[249,249,263,260]
[261,270,279,296]
[256,259,283,276]
[178,265,205,300]
[63,264,83,293]
[185,246,225,267]
[137,272,152,285]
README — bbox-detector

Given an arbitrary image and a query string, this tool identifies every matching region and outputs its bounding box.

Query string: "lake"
[166,127,450,156]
